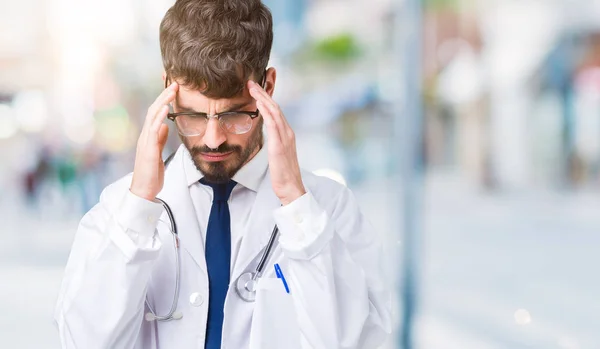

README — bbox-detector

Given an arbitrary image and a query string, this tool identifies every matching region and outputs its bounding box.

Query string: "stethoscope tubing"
[146,197,279,321]
[145,198,181,321]
[255,225,279,279]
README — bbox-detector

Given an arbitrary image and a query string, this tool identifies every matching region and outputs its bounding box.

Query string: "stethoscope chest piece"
[235,271,258,302]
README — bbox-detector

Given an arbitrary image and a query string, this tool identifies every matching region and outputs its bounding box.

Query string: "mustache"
[189,143,242,155]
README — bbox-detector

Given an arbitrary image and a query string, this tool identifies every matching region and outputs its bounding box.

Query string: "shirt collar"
[183,144,267,192]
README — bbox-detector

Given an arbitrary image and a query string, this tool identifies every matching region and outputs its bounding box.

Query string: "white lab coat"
[54,145,392,349]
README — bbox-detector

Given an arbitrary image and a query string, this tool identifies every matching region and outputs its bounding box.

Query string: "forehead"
[175,83,253,111]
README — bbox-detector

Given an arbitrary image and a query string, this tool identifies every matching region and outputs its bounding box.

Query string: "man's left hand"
[248,80,306,206]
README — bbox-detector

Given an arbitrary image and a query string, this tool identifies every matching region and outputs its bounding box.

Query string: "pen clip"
[274,263,290,294]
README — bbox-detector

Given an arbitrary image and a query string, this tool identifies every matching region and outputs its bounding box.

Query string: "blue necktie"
[200,179,237,349]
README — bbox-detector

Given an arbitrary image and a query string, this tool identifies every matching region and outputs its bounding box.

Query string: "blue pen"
[274,263,290,294]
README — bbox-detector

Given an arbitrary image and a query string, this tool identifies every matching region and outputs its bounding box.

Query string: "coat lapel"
[231,172,281,281]
[157,147,207,274]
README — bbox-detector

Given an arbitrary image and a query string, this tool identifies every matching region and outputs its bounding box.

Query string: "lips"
[200,152,233,162]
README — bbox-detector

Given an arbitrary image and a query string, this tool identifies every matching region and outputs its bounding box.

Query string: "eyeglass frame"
[164,71,267,136]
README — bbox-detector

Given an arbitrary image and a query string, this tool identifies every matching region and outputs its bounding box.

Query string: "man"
[54,0,392,348]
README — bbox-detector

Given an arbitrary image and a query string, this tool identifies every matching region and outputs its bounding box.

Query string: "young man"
[54,0,391,348]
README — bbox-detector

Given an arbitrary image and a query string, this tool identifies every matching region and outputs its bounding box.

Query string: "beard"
[182,120,263,184]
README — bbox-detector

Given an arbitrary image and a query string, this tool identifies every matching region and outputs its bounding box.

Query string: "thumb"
[158,124,169,151]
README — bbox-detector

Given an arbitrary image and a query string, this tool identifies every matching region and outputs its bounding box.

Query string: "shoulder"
[301,169,354,213]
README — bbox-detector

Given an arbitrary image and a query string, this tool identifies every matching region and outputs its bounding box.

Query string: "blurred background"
[1,0,600,348]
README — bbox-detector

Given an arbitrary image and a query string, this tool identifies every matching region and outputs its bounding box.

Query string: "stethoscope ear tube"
[255,225,279,278]
[156,198,177,235]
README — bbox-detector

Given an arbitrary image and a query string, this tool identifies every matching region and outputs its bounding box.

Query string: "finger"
[150,105,170,134]
[158,124,169,150]
[256,99,292,143]
[249,82,291,133]
[249,81,278,112]
[256,100,282,146]
[153,82,178,118]
[158,81,179,106]
[146,82,178,127]
[248,79,296,144]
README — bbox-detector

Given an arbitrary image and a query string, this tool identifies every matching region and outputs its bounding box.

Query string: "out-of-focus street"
[417,176,600,349]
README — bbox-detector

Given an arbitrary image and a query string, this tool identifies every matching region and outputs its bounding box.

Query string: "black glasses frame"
[166,109,260,123]
[164,70,267,125]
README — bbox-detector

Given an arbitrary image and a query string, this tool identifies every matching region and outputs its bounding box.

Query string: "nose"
[202,117,227,150]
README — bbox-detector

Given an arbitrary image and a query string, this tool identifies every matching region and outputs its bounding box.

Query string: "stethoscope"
[144,197,280,322]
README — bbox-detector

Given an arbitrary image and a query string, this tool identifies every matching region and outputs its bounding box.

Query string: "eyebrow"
[176,100,253,114]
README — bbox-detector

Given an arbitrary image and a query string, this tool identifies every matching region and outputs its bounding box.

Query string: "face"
[169,69,275,183]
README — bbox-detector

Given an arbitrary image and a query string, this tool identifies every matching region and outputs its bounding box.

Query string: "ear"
[264,67,276,97]
[162,71,170,89]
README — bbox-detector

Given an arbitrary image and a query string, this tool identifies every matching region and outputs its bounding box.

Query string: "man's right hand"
[130,82,179,201]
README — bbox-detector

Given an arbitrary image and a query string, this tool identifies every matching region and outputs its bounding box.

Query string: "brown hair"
[159,0,273,98]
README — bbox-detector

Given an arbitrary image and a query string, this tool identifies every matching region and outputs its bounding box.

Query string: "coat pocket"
[249,278,302,349]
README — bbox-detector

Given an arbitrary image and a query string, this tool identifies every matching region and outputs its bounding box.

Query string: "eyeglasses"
[165,72,266,137]
[167,109,260,136]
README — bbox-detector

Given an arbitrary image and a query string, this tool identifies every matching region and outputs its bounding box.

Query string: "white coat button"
[147,216,156,223]
[189,292,204,307]
[294,214,303,224]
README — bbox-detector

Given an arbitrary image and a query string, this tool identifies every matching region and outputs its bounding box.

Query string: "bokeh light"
[514,309,532,326]
[13,90,49,133]
[0,104,18,139]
